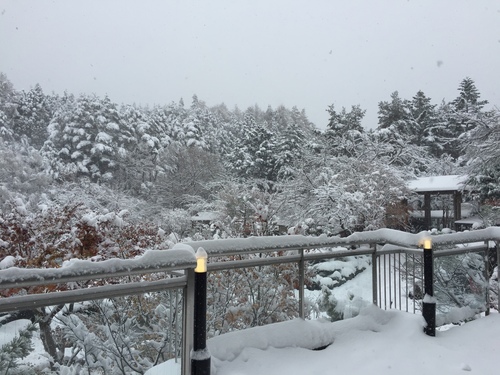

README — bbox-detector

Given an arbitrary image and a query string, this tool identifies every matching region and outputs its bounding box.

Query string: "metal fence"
[0,228,499,374]
[375,243,494,320]
[0,249,197,375]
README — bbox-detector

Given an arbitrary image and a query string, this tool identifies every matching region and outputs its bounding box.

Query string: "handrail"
[206,247,374,272]
[434,244,489,257]
[1,229,496,298]
[178,227,500,256]
[0,249,196,289]
[0,276,188,313]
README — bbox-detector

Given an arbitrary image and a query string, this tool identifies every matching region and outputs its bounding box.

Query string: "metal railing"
[375,243,493,317]
[0,249,197,375]
[180,228,499,320]
[0,228,499,374]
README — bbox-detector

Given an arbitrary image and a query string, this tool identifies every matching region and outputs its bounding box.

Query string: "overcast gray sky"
[1,0,499,129]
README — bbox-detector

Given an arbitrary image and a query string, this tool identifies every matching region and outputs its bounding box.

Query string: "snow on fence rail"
[177,227,500,255]
[0,248,197,288]
[0,248,198,313]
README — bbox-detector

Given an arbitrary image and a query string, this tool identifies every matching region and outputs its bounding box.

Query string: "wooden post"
[424,192,432,230]
[453,191,462,230]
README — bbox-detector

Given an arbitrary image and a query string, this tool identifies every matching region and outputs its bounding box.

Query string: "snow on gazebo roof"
[407,175,468,193]
[191,211,219,222]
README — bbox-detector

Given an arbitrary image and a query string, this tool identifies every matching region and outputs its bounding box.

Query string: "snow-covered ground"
[148,307,500,375]
[147,261,499,375]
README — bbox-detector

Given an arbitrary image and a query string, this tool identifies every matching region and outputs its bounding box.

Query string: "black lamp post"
[422,238,436,337]
[192,247,211,375]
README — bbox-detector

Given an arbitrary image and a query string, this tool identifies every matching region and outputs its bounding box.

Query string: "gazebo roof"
[191,211,219,222]
[407,175,468,194]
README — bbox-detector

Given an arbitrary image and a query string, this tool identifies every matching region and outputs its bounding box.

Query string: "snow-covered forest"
[1,73,499,238]
[1,71,499,374]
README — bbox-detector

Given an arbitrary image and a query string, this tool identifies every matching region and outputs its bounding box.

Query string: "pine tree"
[115,104,159,193]
[247,119,278,181]
[325,104,366,157]
[225,111,275,180]
[274,107,307,179]
[12,84,53,149]
[42,94,124,182]
[452,77,488,114]
[0,109,14,142]
[462,108,500,200]
[0,73,17,141]
[377,91,408,130]
[0,73,16,117]
[406,91,437,147]
[0,322,37,375]
[224,110,257,178]
[443,77,488,159]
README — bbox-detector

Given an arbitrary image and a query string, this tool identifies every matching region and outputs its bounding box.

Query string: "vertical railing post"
[192,248,211,375]
[183,268,195,375]
[298,249,305,319]
[484,242,490,316]
[422,238,436,336]
[497,241,500,311]
[371,244,378,306]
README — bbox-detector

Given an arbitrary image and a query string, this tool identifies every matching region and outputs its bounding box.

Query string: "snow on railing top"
[429,227,500,245]
[0,248,196,289]
[2,228,499,288]
[177,227,500,256]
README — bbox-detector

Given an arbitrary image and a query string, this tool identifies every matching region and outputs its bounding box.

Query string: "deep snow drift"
[147,306,500,375]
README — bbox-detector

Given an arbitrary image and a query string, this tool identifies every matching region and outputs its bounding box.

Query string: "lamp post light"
[421,238,436,337]
[192,247,211,375]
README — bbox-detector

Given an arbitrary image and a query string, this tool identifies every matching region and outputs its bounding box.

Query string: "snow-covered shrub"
[490,266,499,311]
[311,255,370,290]
[313,255,371,321]
[206,253,314,335]
[56,292,183,375]
[0,322,37,375]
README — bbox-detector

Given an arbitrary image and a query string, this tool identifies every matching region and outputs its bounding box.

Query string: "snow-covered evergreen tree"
[117,104,163,194]
[0,322,37,375]
[0,73,17,142]
[42,94,125,182]
[226,110,278,181]
[0,73,16,119]
[274,109,306,179]
[12,84,53,149]
[442,77,488,159]
[325,104,366,157]
[377,91,408,130]
[462,108,500,201]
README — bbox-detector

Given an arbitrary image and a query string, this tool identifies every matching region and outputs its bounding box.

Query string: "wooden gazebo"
[407,175,469,231]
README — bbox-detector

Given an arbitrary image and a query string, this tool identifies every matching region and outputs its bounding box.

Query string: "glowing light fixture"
[195,247,208,273]
[423,238,432,250]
